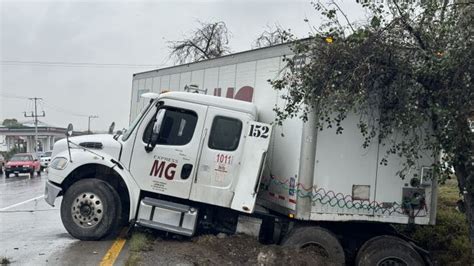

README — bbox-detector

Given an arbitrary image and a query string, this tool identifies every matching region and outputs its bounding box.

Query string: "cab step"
[136,197,198,236]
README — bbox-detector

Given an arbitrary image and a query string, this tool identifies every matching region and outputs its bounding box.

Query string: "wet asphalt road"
[0,172,127,265]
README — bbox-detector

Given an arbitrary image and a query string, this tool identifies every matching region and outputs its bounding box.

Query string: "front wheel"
[60,178,122,240]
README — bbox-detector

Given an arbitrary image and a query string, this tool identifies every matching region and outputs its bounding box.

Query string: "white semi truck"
[45,43,436,265]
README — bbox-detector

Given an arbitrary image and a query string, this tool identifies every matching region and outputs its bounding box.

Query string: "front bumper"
[5,167,33,173]
[44,181,62,206]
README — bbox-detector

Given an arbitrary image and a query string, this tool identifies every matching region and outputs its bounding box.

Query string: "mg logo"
[213,86,254,102]
[149,160,177,180]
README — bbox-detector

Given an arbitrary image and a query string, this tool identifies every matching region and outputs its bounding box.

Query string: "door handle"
[181,164,193,180]
[194,128,208,183]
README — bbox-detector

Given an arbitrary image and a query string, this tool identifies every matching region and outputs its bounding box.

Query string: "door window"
[208,116,242,151]
[143,107,197,146]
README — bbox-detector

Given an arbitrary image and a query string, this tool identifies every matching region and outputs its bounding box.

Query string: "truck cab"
[45,92,271,239]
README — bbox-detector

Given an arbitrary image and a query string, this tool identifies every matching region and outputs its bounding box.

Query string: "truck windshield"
[122,101,154,141]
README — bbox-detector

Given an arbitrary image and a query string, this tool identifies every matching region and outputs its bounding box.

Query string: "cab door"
[129,99,207,199]
[189,107,249,207]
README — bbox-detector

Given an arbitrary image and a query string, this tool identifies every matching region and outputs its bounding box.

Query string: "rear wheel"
[356,235,424,266]
[281,226,345,264]
[60,178,122,240]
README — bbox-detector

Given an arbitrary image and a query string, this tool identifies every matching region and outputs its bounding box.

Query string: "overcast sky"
[0,0,366,131]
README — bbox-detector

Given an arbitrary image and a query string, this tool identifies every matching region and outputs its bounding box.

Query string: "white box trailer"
[45,43,436,264]
[130,44,437,226]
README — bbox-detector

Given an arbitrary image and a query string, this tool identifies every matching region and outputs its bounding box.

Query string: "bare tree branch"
[393,1,427,50]
[252,25,293,48]
[169,21,231,64]
[331,1,356,33]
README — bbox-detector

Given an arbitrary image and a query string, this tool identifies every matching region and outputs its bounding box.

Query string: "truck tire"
[60,178,122,240]
[281,226,345,264]
[356,235,424,266]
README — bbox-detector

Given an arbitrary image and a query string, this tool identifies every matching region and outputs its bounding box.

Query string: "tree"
[2,118,24,128]
[169,21,231,64]
[252,25,293,48]
[271,0,473,255]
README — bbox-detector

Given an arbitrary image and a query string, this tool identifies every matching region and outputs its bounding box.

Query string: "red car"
[0,154,4,174]
[4,153,41,178]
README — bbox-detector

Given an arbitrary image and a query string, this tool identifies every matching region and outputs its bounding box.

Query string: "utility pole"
[24,97,45,153]
[88,115,98,134]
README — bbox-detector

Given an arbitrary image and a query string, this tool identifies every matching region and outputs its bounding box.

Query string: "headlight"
[23,165,30,168]
[50,157,68,170]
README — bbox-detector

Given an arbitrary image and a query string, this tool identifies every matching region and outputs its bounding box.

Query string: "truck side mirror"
[145,109,165,153]
[66,123,74,137]
[108,122,115,134]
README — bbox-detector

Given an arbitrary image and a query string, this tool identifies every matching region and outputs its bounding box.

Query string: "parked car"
[4,153,41,178]
[40,151,52,171]
[0,154,4,174]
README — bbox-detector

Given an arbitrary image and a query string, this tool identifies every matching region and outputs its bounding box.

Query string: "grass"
[0,256,11,265]
[125,230,153,266]
[403,179,471,265]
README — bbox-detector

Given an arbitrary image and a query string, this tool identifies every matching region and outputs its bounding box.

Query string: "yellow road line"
[100,237,127,266]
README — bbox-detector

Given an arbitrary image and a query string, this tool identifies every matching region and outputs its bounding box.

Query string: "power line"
[0,93,29,99]
[1,60,163,69]
[42,101,90,118]
[0,93,90,118]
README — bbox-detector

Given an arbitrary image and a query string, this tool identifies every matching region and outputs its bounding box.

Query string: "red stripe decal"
[289,199,296,204]
[278,195,285,200]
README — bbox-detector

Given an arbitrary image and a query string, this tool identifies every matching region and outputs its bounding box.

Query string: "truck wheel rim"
[377,257,408,266]
[71,192,104,228]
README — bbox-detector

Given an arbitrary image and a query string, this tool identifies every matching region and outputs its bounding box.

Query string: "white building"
[0,121,77,153]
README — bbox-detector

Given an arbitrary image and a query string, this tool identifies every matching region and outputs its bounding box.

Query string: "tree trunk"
[455,161,474,261]
[454,124,474,261]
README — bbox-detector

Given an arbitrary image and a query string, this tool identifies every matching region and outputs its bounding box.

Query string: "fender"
[48,149,141,220]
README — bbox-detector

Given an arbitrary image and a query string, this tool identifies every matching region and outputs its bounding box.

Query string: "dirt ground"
[131,231,335,266]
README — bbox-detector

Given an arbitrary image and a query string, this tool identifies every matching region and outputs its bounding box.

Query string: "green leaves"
[370,16,381,28]
[272,1,473,184]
